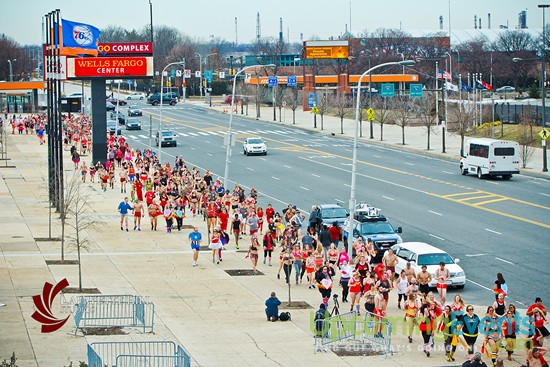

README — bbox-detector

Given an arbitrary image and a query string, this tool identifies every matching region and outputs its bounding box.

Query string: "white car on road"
[127,92,146,100]
[243,137,267,156]
[391,242,465,289]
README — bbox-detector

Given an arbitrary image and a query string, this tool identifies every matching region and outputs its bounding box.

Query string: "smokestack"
[256,12,261,41]
[474,15,478,29]
[488,13,491,29]
[479,18,482,29]
[279,17,283,43]
[439,15,444,30]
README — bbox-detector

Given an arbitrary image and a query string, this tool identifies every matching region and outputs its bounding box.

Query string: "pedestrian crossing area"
[126,128,315,139]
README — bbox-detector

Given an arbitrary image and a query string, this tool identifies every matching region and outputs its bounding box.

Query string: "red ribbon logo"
[31,278,70,333]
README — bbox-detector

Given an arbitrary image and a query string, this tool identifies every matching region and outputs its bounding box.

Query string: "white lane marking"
[207,131,219,135]
[127,135,137,139]
[495,257,515,265]
[298,157,430,196]
[344,184,351,187]
[428,210,442,216]
[246,167,254,171]
[197,132,209,136]
[204,140,210,144]
[206,153,213,156]
[486,181,499,185]
[428,234,445,241]
[138,134,148,139]
[340,163,353,166]
[283,165,292,169]
[188,132,199,136]
[344,149,352,152]
[465,254,488,257]
[178,133,189,137]
[404,162,414,166]
[190,147,196,150]
[373,155,381,158]
[442,170,453,174]
[335,199,345,203]
[271,176,280,180]
[259,158,266,161]
[312,174,320,178]
[467,279,492,291]
[540,193,550,197]
[300,186,310,191]
[485,228,501,235]
[382,196,394,201]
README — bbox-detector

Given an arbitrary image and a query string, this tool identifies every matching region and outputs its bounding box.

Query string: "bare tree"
[64,172,102,292]
[393,96,411,145]
[333,93,351,134]
[448,100,475,155]
[284,87,301,124]
[316,88,331,130]
[373,96,392,141]
[517,118,536,168]
[415,95,438,150]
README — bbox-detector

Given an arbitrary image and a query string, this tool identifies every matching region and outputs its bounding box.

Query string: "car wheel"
[456,284,465,290]
[263,152,267,156]
[140,97,144,100]
[477,168,483,179]
[127,96,131,100]
[460,164,467,175]
[152,101,158,106]
[502,174,512,180]
[170,101,176,106]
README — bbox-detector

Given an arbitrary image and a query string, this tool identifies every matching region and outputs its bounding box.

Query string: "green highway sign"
[410,84,423,98]
[381,83,395,97]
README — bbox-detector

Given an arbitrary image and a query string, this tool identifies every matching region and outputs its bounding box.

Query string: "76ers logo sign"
[32,278,70,333]
[72,25,94,47]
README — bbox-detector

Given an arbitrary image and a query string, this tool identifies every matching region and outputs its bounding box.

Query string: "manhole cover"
[225,269,264,276]
[331,344,385,357]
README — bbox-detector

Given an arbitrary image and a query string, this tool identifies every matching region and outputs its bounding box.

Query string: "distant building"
[518,10,527,29]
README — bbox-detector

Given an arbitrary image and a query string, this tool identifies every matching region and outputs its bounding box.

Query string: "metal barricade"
[313,311,358,352]
[73,295,154,335]
[361,311,393,357]
[87,341,191,367]
[312,311,393,356]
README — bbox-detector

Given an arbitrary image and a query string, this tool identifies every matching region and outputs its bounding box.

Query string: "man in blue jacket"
[265,292,281,321]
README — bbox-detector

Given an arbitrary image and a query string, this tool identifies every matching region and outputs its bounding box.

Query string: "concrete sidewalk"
[0,120,529,367]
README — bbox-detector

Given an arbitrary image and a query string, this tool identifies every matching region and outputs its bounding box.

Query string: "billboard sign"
[97,42,153,56]
[67,56,153,78]
[304,40,349,59]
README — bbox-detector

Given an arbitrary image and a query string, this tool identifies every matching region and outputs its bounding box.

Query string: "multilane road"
[111,100,549,307]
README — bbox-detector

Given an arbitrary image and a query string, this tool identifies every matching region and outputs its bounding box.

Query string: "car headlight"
[455,272,465,277]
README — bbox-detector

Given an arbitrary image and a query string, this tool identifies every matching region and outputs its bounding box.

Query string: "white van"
[460,138,520,179]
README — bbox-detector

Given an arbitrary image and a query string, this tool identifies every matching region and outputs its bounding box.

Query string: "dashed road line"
[485,228,501,235]
[428,210,442,216]
[382,196,394,201]
[428,233,445,241]
[300,186,310,191]
[495,257,515,265]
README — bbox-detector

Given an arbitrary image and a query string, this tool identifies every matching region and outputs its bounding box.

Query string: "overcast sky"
[1,0,543,46]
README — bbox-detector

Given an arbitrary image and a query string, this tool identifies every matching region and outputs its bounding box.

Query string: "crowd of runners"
[10,111,549,367]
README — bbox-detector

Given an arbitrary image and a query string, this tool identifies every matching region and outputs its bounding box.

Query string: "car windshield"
[417,253,454,266]
[359,221,395,235]
[127,118,139,124]
[321,207,348,219]
[161,131,173,136]
[129,105,139,109]
[248,138,263,144]
[106,121,116,127]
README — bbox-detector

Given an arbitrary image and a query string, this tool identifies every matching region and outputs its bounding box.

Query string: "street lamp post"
[8,59,16,82]
[397,52,405,95]
[224,64,275,187]
[539,4,549,172]
[347,60,416,259]
[158,61,185,165]
[195,53,203,98]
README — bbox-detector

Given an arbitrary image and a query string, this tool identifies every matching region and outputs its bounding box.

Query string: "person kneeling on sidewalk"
[265,292,281,321]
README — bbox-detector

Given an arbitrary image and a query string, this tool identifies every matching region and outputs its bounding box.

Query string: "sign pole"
[543,139,548,172]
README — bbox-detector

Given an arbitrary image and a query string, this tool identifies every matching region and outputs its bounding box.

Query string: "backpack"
[279,312,291,321]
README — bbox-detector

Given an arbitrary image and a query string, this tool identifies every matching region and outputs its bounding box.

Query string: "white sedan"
[127,92,146,100]
[243,137,267,156]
